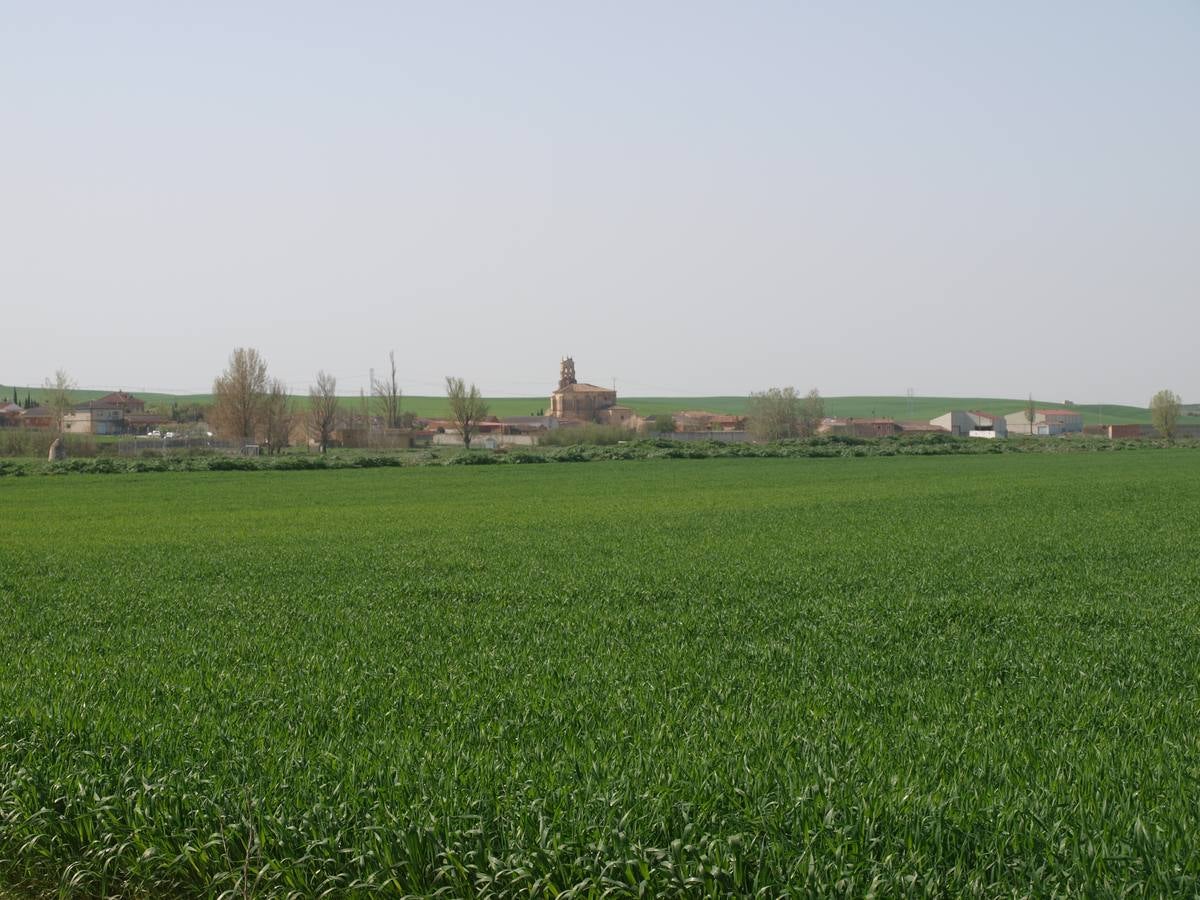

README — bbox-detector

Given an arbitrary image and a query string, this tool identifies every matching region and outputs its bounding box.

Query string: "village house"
[500,415,558,432]
[429,418,539,448]
[18,406,54,429]
[63,401,127,435]
[1004,408,1084,436]
[1091,423,1200,440]
[125,412,171,434]
[94,391,146,413]
[60,392,166,435]
[674,411,747,431]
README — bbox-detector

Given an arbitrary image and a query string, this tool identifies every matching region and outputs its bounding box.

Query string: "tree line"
[209,348,489,452]
[9,363,1190,446]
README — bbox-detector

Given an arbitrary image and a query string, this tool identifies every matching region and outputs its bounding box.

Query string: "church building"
[549,358,636,426]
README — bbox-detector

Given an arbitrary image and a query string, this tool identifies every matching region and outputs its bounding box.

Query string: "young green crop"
[2,453,1199,896]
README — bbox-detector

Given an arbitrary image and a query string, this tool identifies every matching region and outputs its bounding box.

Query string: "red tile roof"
[96,391,143,406]
[555,383,613,394]
[72,400,123,410]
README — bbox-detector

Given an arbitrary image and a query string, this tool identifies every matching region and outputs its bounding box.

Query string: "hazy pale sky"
[2,1,1197,403]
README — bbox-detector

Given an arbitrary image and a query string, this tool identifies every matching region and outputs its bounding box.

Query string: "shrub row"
[0,434,1194,477]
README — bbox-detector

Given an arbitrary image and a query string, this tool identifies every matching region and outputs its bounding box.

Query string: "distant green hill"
[4,385,1195,427]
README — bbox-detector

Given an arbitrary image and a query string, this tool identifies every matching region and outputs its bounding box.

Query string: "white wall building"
[930,410,1008,437]
[1004,408,1083,436]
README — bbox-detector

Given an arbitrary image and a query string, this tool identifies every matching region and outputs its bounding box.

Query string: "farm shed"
[930,411,1007,437]
[1005,409,1083,436]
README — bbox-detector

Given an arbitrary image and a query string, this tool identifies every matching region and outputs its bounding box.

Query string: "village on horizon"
[3,356,1195,453]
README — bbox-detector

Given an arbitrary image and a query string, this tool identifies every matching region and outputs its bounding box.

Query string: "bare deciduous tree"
[308,371,339,453]
[43,369,75,433]
[1150,389,1182,441]
[798,388,825,437]
[372,351,402,430]
[748,387,803,441]
[446,376,489,449]
[262,378,292,454]
[212,348,269,443]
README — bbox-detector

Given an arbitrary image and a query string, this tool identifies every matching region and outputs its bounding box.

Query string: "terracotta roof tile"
[555,383,613,393]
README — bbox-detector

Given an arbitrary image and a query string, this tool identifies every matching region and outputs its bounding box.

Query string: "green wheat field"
[3,452,1200,895]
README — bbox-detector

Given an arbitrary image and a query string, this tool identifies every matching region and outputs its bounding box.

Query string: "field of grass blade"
[2,453,1199,896]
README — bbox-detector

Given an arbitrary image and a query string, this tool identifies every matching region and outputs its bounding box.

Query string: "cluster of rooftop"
[818,407,1087,439]
[0,392,169,434]
[4,368,1192,448]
